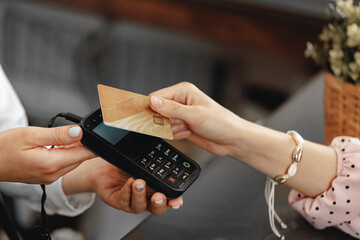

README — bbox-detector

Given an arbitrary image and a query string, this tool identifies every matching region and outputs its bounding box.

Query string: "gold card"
[97,84,173,140]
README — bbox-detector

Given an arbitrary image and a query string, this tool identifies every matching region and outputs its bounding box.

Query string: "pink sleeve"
[288,136,360,239]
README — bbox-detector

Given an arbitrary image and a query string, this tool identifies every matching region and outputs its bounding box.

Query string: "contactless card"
[97,84,173,140]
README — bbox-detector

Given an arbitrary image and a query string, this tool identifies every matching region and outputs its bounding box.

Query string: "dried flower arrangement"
[305,0,360,83]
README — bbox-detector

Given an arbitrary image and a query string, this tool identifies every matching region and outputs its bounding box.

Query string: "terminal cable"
[33,112,83,240]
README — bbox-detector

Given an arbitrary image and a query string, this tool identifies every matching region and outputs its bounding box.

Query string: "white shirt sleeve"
[0,64,95,216]
[0,65,28,131]
[0,179,95,217]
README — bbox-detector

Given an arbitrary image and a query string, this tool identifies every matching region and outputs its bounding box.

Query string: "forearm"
[228,118,337,197]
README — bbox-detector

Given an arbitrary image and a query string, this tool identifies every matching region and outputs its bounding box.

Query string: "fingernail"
[69,126,81,137]
[136,184,144,192]
[151,96,163,109]
[154,199,163,205]
[172,205,180,210]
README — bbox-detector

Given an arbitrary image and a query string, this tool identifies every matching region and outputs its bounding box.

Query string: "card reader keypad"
[137,142,198,189]
[81,107,201,198]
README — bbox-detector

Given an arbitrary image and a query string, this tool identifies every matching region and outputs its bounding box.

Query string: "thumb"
[150,96,192,122]
[27,125,83,147]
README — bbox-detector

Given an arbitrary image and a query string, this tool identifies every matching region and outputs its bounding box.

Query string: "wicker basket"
[324,72,360,145]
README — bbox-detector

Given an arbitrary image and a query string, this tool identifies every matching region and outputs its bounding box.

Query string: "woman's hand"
[62,158,183,215]
[0,126,95,184]
[149,82,241,157]
[149,82,337,197]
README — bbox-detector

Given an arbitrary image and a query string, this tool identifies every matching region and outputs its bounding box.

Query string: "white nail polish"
[136,184,144,192]
[172,205,180,210]
[154,199,163,205]
[69,126,81,137]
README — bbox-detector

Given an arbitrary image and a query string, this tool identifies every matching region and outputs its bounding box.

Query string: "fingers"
[130,185,184,214]
[171,122,188,133]
[149,82,191,101]
[24,126,83,147]
[173,131,192,140]
[148,192,168,215]
[117,177,135,210]
[167,196,183,210]
[150,95,193,122]
[149,82,202,121]
[42,145,96,170]
[119,179,172,215]
[149,82,201,103]
[130,179,148,213]
[170,118,185,125]
[172,124,191,140]
[105,176,182,215]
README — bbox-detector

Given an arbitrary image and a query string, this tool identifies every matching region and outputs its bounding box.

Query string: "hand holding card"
[98,84,173,140]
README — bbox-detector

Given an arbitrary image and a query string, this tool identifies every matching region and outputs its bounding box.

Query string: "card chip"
[153,115,164,125]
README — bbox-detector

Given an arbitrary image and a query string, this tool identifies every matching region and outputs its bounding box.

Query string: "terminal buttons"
[137,141,198,189]
[180,160,196,173]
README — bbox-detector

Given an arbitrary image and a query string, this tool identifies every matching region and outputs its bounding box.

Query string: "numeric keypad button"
[155,168,169,179]
[163,148,172,157]
[171,154,180,162]
[164,161,173,169]
[147,162,159,173]
[154,156,165,165]
[155,143,163,151]
[171,166,183,177]
[138,157,151,168]
[147,150,158,159]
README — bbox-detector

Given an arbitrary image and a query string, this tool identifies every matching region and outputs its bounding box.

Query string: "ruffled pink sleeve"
[289,136,360,239]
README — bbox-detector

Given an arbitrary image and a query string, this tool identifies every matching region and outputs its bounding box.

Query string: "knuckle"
[133,203,147,213]
[153,208,167,215]
[180,81,197,91]
[52,128,64,144]
[119,198,131,208]
[196,105,205,115]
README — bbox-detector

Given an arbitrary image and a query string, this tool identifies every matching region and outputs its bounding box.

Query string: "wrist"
[226,117,252,159]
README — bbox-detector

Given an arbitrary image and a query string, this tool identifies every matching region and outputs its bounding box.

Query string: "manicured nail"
[151,96,163,109]
[69,126,81,137]
[154,199,163,205]
[172,205,180,210]
[136,184,144,192]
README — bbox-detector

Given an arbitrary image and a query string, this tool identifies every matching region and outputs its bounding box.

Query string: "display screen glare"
[93,122,129,145]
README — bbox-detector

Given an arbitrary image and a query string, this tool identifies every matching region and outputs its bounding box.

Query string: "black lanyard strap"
[0,194,21,240]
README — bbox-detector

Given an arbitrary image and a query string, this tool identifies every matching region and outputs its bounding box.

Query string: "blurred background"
[0,0,329,239]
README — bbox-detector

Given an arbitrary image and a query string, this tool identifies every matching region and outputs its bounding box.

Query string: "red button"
[168,177,176,183]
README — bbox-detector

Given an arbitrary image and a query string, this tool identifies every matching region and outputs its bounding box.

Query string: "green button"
[183,162,191,168]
